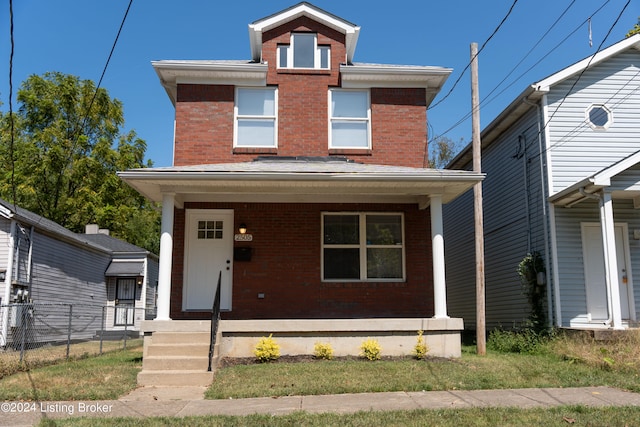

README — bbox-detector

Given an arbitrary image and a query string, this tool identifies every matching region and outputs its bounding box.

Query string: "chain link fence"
[0,303,151,375]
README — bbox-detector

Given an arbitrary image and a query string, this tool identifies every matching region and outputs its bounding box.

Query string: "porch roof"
[549,149,640,207]
[118,157,484,208]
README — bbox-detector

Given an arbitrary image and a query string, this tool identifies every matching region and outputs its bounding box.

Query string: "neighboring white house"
[0,198,158,347]
[445,35,640,331]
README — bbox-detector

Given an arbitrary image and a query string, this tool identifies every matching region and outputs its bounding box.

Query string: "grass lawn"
[205,343,640,399]
[39,406,640,427]
[0,330,636,425]
[0,345,142,401]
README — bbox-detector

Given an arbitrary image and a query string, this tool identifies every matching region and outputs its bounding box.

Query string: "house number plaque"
[234,234,253,242]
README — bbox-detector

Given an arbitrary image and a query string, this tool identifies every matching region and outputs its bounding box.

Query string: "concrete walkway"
[2,386,640,426]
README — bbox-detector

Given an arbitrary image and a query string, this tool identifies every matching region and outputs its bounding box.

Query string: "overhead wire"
[428,0,520,111]
[77,0,134,142]
[536,0,631,157]
[428,0,610,148]
[8,0,16,208]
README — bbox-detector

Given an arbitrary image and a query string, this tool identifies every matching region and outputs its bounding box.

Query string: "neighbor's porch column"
[431,194,449,319]
[599,191,623,329]
[156,192,175,321]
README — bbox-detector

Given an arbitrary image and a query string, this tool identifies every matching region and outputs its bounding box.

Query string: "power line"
[8,0,16,207]
[541,0,630,140]
[78,0,134,139]
[428,0,520,111]
[429,0,610,147]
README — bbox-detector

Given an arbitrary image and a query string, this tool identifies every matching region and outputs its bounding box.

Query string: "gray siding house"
[0,198,158,346]
[445,35,640,331]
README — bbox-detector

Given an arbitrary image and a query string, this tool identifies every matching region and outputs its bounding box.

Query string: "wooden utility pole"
[471,42,486,355]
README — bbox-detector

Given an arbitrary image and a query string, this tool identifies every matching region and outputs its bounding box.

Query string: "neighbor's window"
[322,213,405,281]
[329,90,371,149]
[277,33,330,69]
[235,87,277,148]
[586,104,612,130]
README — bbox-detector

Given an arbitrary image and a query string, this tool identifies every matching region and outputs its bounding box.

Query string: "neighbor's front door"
[183,209,234,311]
[581,223,633,321]
[115,278,135,326]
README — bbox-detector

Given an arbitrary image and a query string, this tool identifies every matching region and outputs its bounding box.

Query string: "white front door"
[183,209,233,311]
[581,223,632,321]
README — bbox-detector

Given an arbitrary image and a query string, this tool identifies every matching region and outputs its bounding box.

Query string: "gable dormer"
[248,2,360,67]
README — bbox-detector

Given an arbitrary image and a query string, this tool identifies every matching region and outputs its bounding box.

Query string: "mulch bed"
[218,354,453,368]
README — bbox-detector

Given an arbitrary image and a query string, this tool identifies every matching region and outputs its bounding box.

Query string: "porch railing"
[207,271,222,372]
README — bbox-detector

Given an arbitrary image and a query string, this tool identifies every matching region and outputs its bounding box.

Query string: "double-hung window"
[235,87,277,148]
[329,90,371,149]
[278,33,330,69]
[322,213,405,281]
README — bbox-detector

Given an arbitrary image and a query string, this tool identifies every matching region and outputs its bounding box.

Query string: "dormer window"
[277,33,330,69]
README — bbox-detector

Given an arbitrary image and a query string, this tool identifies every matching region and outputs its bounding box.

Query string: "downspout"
[523,97,554,329]
[1,220,17,347]
[26,226,34,298]
[578,188,613,327]
[519,135,532,253]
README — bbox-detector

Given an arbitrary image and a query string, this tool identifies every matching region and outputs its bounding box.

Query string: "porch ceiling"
[118,159,484,207]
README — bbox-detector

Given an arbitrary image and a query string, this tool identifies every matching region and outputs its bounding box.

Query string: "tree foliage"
[0,72,159,253]
[427,136,462,169]
[627,17,640,37]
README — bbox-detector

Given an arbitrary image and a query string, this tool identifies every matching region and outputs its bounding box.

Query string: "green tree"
[627,17,640,37]
[0,72,159,253]
[427,136,462,169]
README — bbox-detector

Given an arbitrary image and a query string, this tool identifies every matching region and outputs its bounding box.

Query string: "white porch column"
[156,193,175,321]
[600,191,623,329]
[431,194,449,319]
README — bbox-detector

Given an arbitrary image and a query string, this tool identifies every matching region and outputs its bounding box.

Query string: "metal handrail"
[207,271,222,372]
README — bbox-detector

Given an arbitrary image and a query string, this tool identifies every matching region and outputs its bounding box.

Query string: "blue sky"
[1,1,638,167]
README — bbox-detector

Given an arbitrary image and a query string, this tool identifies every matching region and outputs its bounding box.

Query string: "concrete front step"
[137,370,215,387]
[150,332,211,344]
[143,355,210,371]
[146,343,210,357]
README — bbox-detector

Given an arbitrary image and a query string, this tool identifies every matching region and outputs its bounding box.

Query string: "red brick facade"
[168,12,435,320]
[173,16,428,168]
[170,202,433,320]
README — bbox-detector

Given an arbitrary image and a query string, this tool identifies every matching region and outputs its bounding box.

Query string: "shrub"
[254,334,280,362]
[313,342,334,360]
[359,338,381,361]
[412,330,429,360]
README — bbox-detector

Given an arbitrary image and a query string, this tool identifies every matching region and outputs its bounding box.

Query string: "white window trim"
[233,87,278,148]
[328,89,372,150]
[277,33,330,70]
[321,212,406,282]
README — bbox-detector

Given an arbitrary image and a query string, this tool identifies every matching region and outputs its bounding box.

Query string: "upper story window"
[329,89,371,149]
[586,104,612,131]
[234,87,277,148]
[278,33,330,70]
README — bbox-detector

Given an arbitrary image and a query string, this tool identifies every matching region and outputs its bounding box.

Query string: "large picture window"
[277,33,330,70]
[235,87,277,148]
[322,213,405,281]
[329,90,370,149]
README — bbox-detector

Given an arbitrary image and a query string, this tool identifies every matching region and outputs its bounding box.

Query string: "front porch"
[120,158,484,386]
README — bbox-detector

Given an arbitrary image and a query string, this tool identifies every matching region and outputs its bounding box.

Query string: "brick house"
[119,2,483,386]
